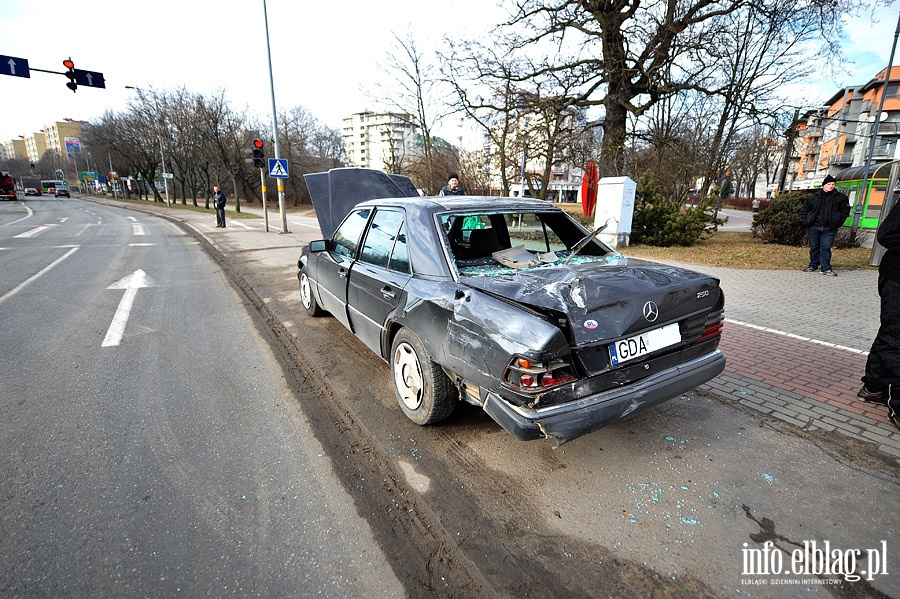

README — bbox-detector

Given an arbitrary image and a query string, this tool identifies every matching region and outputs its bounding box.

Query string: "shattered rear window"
[439,210,622,276]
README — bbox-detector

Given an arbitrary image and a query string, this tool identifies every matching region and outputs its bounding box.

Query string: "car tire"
[299,270,324,317]
[391,329,457,425]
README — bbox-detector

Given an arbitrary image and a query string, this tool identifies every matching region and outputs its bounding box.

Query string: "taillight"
[700,317,724,341]
[503,356,577,392]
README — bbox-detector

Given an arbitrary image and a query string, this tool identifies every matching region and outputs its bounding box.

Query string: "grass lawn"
[622,231,877,270]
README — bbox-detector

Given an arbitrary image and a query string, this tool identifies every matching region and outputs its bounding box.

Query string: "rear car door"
[347,208,412,355]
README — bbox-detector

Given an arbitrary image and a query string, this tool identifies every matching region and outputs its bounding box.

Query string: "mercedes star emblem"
[643,301,659,322]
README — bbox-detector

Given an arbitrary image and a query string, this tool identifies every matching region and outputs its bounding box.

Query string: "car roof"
[357,195,560,213]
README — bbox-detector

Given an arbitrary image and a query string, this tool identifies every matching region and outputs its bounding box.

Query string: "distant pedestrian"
[858,200,900,430]
[752,198,760,213]
[213,186,226,228]
[800,175,850,276]
[439,173,466,196]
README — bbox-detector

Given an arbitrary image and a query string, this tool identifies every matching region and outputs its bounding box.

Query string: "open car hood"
[303,167,419,238]
[461,264,720,345]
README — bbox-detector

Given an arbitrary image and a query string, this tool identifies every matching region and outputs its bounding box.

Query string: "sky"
[0,0,897,148]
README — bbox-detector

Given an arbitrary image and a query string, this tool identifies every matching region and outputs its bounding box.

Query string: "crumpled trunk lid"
[461,263,721,346]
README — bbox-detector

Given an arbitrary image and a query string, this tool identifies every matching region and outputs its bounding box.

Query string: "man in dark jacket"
[213,186,226,227]
[800,174,851,275]
[439,173,466,196]
[859,199,900,430]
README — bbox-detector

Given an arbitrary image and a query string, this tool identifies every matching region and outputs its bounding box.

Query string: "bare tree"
[376,32,455,192]
[492,0,858,178]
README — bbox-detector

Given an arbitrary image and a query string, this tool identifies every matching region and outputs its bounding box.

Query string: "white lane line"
[290,220,319,229]
[726,318,869,356]
[6,204,34,225]
[14,225,50,238]
[0,246,80,305]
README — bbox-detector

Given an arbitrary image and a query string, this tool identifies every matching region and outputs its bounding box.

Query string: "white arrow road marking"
[14,225,50,238]
[0,246,79,306]
[132,223,147,235]
[102,269,156,347]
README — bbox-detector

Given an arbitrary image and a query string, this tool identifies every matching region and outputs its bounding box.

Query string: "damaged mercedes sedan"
[297,168,725,446]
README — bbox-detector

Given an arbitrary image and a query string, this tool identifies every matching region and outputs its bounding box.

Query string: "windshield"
[439,210,622,276]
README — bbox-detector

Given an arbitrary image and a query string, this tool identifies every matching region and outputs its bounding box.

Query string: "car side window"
[359,209,410,273]
[332,209,371,258]
[389,222,410,273]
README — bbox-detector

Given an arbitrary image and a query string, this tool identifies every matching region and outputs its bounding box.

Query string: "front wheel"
[391,329,457,425]
[299,270,324,317]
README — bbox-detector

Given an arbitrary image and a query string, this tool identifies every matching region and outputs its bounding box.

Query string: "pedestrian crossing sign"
[268,158,289,179]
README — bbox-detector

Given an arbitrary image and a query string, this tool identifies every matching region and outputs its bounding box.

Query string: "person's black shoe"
[857,386,883,403]
[890,409,900,431]
[802,266,818,272]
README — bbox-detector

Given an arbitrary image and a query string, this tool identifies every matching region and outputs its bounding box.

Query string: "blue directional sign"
[74,68,105,89]
[0,55,30,78]
[268,158,289,179]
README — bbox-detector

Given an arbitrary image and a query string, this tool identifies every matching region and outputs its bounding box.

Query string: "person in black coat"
[213,186,227,227]
[859,199,900,430]
[799,174,851,275]
[439,173,466,196]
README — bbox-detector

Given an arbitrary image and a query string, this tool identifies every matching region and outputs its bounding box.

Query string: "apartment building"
[43,119,85,163]
[342,111,420,171]
[785,66,900,228]
[790,66,900,188]
[0,138,27,161]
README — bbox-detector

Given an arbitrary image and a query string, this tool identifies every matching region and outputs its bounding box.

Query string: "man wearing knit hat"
[799,174,851,276]
[439,173,466,196]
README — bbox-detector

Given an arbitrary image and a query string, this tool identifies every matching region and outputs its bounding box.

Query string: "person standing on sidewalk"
[213,186,227,228]
[859,200,900,430]
[800,175,850,276]
[439,173,466,196]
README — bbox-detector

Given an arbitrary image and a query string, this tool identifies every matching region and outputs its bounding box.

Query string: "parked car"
[24,188,41,196]
[297,168,725,446]
[55,188,70,198]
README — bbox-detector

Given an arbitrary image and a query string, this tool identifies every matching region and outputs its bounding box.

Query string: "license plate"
[609,323,681,366]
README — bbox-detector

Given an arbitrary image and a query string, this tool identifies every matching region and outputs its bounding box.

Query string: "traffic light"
[252,139,265,168]
[63,58,76,92]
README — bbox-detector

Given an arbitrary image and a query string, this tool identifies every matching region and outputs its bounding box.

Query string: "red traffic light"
[252,138,264,149]
[63,58,74,69]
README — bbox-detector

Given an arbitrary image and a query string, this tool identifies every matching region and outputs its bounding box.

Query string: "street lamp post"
[853,11,900,247]
[262,0,289,233]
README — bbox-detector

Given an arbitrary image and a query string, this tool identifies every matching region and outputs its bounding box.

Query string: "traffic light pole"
[259,168,269,232]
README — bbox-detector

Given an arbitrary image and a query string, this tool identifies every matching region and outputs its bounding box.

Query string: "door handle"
[381,286,395,300]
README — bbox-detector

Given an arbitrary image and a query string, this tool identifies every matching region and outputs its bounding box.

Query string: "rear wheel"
[391,329,457,425]
[299,270,324,316]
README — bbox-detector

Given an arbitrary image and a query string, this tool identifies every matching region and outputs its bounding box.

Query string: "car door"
[315,208,372,331]
[347,208,412,356]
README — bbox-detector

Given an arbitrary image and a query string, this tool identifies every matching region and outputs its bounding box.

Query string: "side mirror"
[309,239,327,252]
